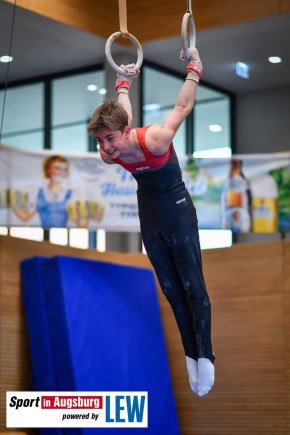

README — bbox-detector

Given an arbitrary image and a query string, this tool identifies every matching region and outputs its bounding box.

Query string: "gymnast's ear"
[123,125,130,137]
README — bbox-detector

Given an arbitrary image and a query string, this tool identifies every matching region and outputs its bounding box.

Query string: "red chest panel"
[113,125,171,174]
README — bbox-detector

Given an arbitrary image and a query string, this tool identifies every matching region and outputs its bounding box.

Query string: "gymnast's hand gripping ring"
[181,12,196,60]
[105,31,143,75]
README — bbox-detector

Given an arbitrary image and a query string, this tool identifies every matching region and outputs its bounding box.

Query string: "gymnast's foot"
[186,356,198,394]
[197,358,215,396]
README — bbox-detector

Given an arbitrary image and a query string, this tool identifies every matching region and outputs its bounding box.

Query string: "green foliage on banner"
[270,167,290,225]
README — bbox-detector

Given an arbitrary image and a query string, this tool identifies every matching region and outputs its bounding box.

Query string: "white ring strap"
[187,0,193,14]
[118,0,129,38]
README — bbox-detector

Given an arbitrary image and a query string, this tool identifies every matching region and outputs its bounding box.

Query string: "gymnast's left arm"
[115,64,140,128]
[148,48,203,153]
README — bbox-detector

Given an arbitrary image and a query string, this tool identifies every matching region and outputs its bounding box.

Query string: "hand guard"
[180,47,203,82]
[115,63,140,93]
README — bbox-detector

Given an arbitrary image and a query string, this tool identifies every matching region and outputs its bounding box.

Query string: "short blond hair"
[87,101,128,134]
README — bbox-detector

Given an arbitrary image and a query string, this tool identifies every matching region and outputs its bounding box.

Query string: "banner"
[1,144,290,232]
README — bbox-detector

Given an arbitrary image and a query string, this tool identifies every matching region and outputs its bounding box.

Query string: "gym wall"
[1,236,290,434]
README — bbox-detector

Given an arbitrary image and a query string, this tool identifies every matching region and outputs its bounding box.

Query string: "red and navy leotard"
[114,126,215,365]
[113,125,183,194]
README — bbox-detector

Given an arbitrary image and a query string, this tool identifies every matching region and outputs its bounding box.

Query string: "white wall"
[236,85,290,154]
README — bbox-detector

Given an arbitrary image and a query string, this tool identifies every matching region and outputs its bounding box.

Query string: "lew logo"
[136,166,150,171]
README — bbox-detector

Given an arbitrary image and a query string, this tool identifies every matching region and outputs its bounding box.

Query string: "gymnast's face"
[95,127,130,158]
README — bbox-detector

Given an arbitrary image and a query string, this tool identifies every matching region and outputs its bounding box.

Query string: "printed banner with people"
[0,144,290,233]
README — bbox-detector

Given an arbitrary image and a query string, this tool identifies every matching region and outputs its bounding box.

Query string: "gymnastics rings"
[181,12,196,60]
[105,31,143,75]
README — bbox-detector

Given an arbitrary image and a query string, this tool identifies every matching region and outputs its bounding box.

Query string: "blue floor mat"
[21,255,180,435]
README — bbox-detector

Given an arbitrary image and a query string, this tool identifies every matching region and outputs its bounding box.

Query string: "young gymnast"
[88,47,215,396]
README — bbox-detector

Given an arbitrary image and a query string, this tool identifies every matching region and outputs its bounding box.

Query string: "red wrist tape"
[186,63,203,78]
[115,80,131,91]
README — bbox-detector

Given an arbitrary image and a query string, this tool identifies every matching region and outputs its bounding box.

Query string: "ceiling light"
[235,61,250,79]
[209,124,222,133]
[268,56,282,64]
[0,55,13,63]
[87,84,98,91]
[98,88,107,95]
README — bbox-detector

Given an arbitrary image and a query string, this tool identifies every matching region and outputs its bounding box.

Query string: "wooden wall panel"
[281,0,290,12]
[4,0,290,42]
[283,240,290,433]
[0,236,290,434]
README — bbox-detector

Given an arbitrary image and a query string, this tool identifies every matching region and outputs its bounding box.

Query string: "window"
[0,83,44,150]
[142,64,232,250]
[143,66,186,157]
[194,85,232,248]
[0,82,44,240]
[142,230,232,253]
[51,69,105,247]
[194,85,231,158]
[1,68,106,248]
[52,70,105,152]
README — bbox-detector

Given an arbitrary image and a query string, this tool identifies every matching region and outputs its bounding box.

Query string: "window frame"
[1,64,104,249]
[1,59,235,249]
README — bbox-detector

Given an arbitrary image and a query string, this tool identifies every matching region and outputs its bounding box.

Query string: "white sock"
[186,356,198,394]
[197,358,215,396]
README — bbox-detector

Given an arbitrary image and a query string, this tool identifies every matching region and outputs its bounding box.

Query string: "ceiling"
[0,1,290,94]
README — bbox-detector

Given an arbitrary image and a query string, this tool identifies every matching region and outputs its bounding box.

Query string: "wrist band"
[186,69,200,83]
[186,62,203,78]
[115,79,131,91]
[186,78,199,84]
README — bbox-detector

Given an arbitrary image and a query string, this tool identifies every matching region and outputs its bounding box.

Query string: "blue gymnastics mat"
[21,257,62,435]
[21,255,180,435]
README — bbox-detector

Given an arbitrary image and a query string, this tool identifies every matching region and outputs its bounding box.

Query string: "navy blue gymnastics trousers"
[137,182,215,364]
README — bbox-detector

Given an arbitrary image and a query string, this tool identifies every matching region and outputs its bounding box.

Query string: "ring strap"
[187,0,192,14]
[119,0,129,38]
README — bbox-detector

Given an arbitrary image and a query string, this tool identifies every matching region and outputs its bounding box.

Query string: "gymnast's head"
[88,101,130,158]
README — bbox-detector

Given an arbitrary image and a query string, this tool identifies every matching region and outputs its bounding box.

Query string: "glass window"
[199,230,232,250]
[52,123,89,153]
[9,227,44,241]
[193,85,232,247]
[69,228,89,249]
[51,69,106,247]
[0,83,44,240]
[51,70,105,152]
[143,230,232,252]
[1,131,44,151]
[0,83,44,150]
[50,228,68,245]
[194,85,231,158]
[96,229,106,252]
[143,66,186,157]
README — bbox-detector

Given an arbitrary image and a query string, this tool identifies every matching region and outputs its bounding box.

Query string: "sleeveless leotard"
[113,125,183,194]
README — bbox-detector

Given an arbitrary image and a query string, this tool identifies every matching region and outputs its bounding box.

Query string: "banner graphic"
[1,144,290,232]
